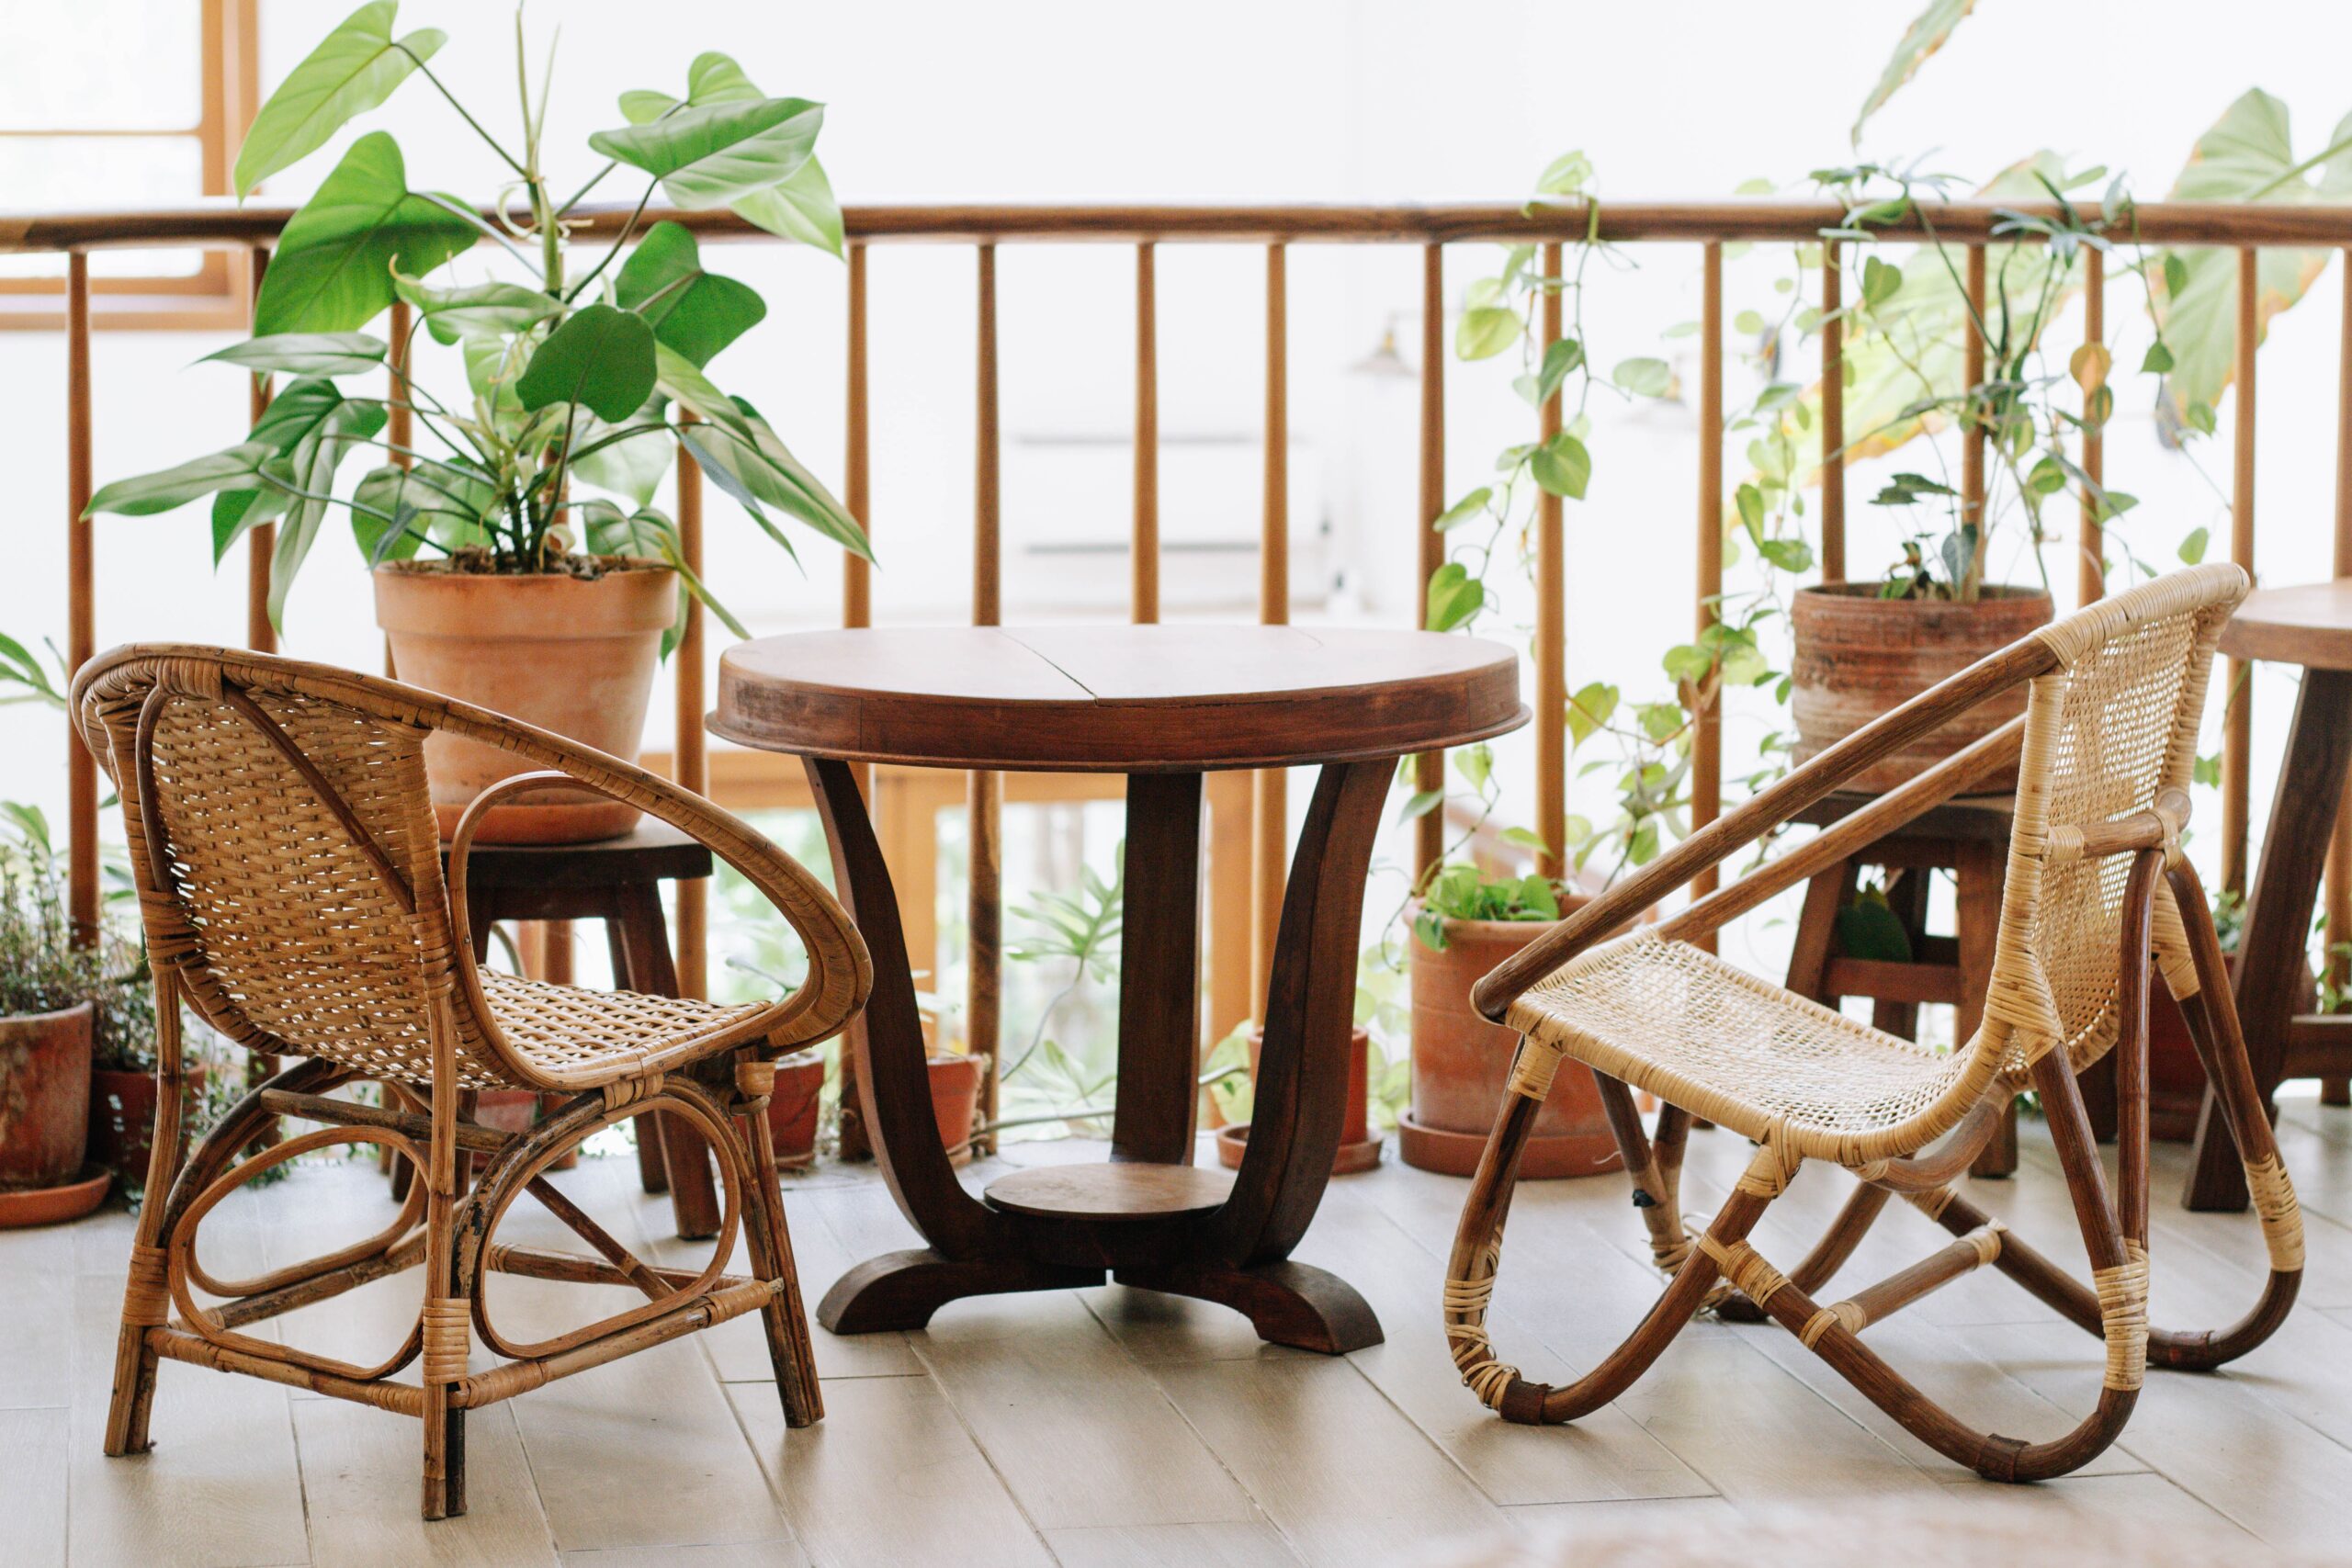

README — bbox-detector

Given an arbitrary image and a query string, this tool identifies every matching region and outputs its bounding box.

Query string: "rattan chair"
[1445,563,2301,1481]
[71,644,872,1520]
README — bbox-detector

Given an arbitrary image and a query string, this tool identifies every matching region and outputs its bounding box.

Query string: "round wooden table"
[2183,581,2352,1209]
[712,624,1525,1351]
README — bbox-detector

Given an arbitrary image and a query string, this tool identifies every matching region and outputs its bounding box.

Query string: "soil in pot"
[1791,583,2052,793]
[88,1058,209,1190]
[1403,913,1623,1179]
[1216,1026,1383,1175]
[0,1001,95,1190]
[374,558,678,844]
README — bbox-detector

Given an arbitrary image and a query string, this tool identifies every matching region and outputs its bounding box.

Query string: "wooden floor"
[10,1100,2352,1567]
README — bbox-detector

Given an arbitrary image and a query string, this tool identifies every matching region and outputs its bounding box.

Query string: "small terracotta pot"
[1791,583,2052,793]
[1215,1025,1383,1175]
[0,1002,95,1190]
[1401,910,1623,1179]
[2143,953,2313,1141]
[88,1059,208,1189]
[471,1088,577,1170]
[374,559,677,845]
[767,1051,826,1170]
[930,1052,984,1166]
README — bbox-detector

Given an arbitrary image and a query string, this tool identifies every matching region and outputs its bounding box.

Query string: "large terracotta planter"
[0,1002,95,1190]
[374,559,677,844]
[89,1059,208,1189]
[1214,1025,1384,1176]
[1791,583,2052,793]
[1400,914,1623,1179]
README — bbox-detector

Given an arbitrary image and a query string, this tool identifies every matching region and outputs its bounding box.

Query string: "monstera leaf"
[2151,91,2352,418]
[253,132,478,334]
[232,0,445,197]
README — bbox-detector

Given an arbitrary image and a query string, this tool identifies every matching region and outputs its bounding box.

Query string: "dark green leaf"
[616,221,767,367]
[515,305,660,423]
[252,132,478,334]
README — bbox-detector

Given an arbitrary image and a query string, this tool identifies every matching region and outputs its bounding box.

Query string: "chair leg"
[104,990,196,1459]
[735,1080,823,1427]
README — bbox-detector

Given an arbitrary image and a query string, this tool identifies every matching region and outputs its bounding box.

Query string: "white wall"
[6,0,2352,987]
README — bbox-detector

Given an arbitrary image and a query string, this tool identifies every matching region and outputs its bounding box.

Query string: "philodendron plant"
[86,3,870,635]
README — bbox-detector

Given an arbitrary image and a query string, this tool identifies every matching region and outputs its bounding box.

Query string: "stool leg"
[616,884,724,1239]
[1786,861,1856,1002]
[1869,868,1932,1040]
[1957,841,2018,1179]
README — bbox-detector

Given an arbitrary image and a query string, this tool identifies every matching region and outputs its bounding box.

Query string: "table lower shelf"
[983,1160,1235,1222]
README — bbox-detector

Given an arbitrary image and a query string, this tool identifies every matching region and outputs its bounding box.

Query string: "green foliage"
[85,4,865,626]
[1850,0,1977,148]
[1413,863,1560,952]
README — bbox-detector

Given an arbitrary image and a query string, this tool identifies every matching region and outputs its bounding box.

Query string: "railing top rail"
[9,198,2352,253]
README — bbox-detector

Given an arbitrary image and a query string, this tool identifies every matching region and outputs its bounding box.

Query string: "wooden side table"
[2183,581,2352,1209]
[433,825,727,1238]
[712,624,1525,1352]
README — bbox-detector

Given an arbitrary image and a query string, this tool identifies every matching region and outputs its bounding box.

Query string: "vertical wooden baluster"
[970,243,1004,1152]
[2222,246,2257,896]
[1690,241,1723,941]
[2328,251,2352,1105]
[246,245,276,654]
[2079,248,2106,608]
[1962,244,1987,570]
[674,418,707,999]
[1534,243,1566,879]
[1414,243,1446,880]
[1251,243,1289,1016]
[1134,242,1159,625]
[1819,239,1844,584]
[66,253,96,946]
[836,240,876,1156]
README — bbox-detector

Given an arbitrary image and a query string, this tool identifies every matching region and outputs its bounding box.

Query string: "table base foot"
[1114,1260,1384,1355]
[817,1248,1103,1334]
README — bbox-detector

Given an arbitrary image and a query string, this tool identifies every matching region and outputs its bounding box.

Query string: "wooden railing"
[17,197,2352,1128]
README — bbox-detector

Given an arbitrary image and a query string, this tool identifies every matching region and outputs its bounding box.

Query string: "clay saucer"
[0,1164,114,1228]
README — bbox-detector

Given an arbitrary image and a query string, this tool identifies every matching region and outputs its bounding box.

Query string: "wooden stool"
[1784,791,2018,1177]
[399,824,726,1237]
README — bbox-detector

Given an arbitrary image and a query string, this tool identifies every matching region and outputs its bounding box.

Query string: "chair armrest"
[1470,635,2057,1021]
[444,764,872,1084]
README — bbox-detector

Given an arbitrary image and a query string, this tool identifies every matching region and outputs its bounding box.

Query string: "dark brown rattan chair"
[1445,564,2301,1482]
[72,643,871,1519]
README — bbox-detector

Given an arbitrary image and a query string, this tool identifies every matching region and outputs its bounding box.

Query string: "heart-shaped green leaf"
[515,305,660,423]
[254,132,479,334]
[232,1,445,198]
[589,97,824,210]
[733,156,844,255]
[202,332,388,378]
[616,221,766,367]
[392,271,560,345]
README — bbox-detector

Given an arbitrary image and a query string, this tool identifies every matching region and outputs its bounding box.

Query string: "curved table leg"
[805,759,1007,1332]
[1196,758,1391,1349]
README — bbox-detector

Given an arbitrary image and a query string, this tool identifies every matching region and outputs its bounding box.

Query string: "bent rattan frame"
[1445,564,2304,1482]
[71,643,874,1520]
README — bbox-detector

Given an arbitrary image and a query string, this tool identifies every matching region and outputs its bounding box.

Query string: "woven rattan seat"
[1509,934,1972,1147]
[478,971,768,1085]
[1443,566,2307,1484]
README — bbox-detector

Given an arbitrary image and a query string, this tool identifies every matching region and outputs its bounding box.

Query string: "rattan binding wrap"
[2245,1155,2305,1272]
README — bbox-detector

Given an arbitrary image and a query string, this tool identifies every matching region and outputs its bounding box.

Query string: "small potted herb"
[0,829,128,1224]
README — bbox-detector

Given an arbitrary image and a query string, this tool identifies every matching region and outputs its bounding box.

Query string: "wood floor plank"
[729,1373,1053,1567]
[68,1267,311,1568]
[559,1542,808,1565]
[0,1406,68,1568]
[295,1398,557,1568]
[1153,1357,1507,1566]
[906,1288,1258,1530]
[1042,1520,1302,1567]
[0,1221,77,1409]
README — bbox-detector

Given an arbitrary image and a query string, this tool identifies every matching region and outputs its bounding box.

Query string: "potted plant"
[0,840,126,1224]
[1211,1023,1383,1175]
[1396,863,1635,1179]
[86,5,871,843]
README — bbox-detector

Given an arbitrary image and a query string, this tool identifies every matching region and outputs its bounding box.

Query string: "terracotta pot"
[88,1059,208,1189]
[767,1051,826,1170]
[0,1164,111,1228]
[471,1088,577,1170]
[1791,583,2052,793]
[2143,953,2314,1142]
[1215,1026,1383,1175]
[1401,912,1623,1179]
[374,559,677,844]
[0,1002,94,1190]
[930,1052,984,1165]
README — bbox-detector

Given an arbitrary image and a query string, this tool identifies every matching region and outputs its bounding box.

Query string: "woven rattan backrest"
[1975,563,2247,1077]
[73,648,504,1087]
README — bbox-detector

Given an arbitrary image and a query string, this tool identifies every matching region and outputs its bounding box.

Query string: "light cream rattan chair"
[1445,563,2301,1481]
[72,643,872,1519]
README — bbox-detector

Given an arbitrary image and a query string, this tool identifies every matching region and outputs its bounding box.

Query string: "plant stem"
[397,46,528,180]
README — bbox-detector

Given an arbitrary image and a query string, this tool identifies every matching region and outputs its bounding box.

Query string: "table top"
[2220,580,2352,671]
[710,624,1527,772]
